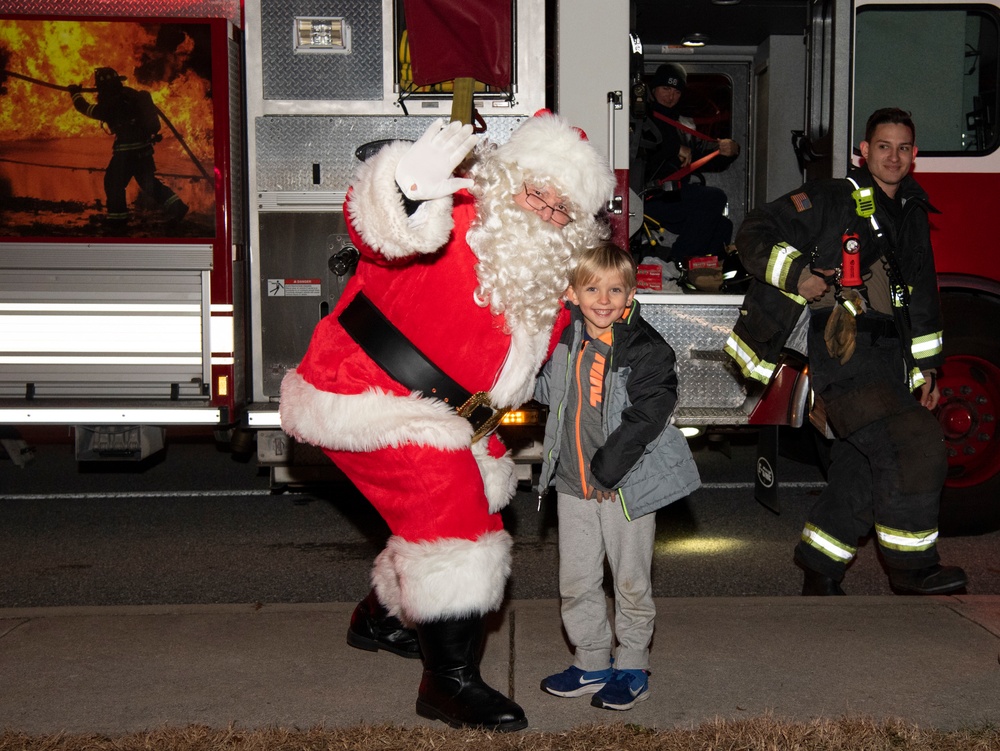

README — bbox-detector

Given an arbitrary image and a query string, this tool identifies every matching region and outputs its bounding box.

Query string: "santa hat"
[496,110,615,217]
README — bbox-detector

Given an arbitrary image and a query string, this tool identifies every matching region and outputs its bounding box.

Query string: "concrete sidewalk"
[2,596,999,735]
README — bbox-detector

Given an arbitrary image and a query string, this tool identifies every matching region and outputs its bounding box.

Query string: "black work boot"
[801,568,846,596]
[346,589,421,659]
[415,615,527,732]
[889,564,968,595]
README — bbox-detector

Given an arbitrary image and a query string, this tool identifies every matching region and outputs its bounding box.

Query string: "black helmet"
[651,63,687,91]
[720,249,752,294]
[94,67,125,90]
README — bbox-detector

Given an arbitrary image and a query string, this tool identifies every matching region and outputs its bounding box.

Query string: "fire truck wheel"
[937,291,1000,536]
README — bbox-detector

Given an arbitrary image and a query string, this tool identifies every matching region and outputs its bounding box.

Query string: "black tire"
[937,292,1000,535]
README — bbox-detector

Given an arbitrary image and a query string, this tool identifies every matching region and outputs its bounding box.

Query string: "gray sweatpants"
[556,491,657,671]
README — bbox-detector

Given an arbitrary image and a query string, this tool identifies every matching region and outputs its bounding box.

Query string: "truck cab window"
[855,5,1000,154]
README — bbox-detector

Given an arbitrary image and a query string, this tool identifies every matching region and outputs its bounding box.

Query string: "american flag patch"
[791,192,812,212]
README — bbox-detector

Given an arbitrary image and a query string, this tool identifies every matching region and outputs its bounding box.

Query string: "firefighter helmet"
[94,67,126,90]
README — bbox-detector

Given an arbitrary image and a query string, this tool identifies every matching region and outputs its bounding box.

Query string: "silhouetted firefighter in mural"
[68,67,188,233]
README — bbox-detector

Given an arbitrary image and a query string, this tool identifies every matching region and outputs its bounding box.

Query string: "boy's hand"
[594,489,614,503]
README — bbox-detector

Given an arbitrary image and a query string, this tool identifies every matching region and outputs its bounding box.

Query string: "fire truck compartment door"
[257,212,355,397]
[0,243,213,399]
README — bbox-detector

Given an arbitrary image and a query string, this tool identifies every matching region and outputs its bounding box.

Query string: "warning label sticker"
[267,279,322,297]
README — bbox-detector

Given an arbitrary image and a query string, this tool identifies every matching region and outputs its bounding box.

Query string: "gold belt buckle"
[457,391,510,444]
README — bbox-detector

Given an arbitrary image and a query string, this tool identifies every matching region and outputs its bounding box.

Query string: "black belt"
[854,315,899,340]
[339,291,508,442]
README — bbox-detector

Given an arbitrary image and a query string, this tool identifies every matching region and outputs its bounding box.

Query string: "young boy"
[535,243,701,710]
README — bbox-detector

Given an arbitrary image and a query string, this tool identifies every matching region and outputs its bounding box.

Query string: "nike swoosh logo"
[578,675,606,686]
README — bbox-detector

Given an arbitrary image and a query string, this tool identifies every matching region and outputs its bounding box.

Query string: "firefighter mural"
[0,18,215,238]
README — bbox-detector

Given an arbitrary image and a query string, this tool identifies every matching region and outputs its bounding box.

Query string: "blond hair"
[570,243,637,291]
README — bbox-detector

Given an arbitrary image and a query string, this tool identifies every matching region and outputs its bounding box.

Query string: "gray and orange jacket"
[725,165,944,389]
[534,299,701,520]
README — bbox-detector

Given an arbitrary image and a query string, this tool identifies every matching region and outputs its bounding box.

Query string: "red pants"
[327,443,504,543]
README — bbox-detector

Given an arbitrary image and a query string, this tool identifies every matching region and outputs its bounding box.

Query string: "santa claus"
[279,112,614,731]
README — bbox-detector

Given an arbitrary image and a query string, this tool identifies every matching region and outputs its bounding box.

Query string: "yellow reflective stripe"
[842,300,860,316]
[875,523,938,552]
[618,489,631,522]
[750,360,775,383]
[766,243,802,288]
[780,289,808,305]
[911,331,943,360]
[724,333,757,376]
[909,367,926,390]
[801,522,857,562]
[114,142,152,152]
[724,333,775,384]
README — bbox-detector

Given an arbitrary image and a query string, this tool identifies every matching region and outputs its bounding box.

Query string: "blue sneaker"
[540,665,614,697]
[590,669,650,710]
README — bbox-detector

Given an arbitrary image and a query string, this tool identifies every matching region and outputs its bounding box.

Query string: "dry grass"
[1,717,998,751]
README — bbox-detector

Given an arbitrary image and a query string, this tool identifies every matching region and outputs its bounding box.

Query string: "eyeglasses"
[522,184,574,226]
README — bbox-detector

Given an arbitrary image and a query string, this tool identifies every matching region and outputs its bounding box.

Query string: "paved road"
[1,430,998,607]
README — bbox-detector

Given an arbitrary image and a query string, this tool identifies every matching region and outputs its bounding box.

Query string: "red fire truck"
[0,0,245,461]
[1,0,997,532]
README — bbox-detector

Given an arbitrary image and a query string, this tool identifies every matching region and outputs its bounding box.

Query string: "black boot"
[889,564,968,595]
[415,615,527,732]
[801,568,846,596]
[346,590,421,659]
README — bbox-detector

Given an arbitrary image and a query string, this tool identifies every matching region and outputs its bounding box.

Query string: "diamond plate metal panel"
[641,301,748,422]
[0,0,240,24]
[228,35,245,245]
[260,0,381,101]
[255,115,525,193]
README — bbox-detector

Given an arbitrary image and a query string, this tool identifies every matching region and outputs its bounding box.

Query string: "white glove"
[395,118,479,201]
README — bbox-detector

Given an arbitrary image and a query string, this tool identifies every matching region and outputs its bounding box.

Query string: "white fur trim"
[279,369,472,452]
[371,546,405,620]
[490,327,552,408]
[473,440,517,514]
[498,112,615,217]
[372,531,513,622]
[348,141,455,260]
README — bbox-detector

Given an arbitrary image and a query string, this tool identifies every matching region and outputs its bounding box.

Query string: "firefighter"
[631,63,741,264]
[726,108,967,596]
[68,67,187,233]
[279,113,614,731]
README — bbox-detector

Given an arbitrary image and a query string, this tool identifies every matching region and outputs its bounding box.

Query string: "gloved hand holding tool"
[825,287,867,364]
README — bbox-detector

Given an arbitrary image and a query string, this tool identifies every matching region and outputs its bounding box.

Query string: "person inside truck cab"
[632,62,741,264]
[727,107,967,598]
[279,112,615,732]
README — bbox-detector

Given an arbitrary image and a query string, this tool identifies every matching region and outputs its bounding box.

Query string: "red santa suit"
[279,117,613,626]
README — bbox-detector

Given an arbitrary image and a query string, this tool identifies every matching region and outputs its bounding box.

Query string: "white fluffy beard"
[466,155,608,337]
